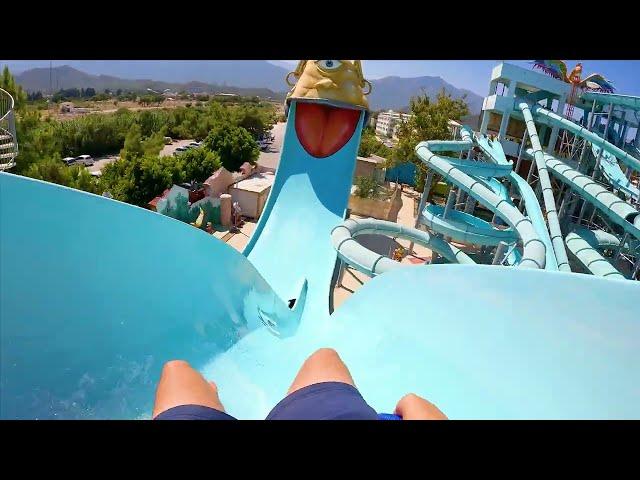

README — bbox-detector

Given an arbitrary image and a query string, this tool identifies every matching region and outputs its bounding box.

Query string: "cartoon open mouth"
[295,102,361,158]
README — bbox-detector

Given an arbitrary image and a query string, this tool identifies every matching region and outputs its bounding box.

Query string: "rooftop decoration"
[531,60,615,93]
[532,60,615,120]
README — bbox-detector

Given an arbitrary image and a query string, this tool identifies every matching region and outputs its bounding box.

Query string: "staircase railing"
[0,88,18,171]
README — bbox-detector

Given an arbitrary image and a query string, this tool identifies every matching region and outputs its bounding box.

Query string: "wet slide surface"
[205,265,640,419]
[0,173,296,419]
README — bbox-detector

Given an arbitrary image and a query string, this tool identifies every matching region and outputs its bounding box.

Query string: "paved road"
[257,122,286,170]
[87,155,119,175]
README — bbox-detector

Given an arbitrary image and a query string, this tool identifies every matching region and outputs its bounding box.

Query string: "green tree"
[231,105,275,139]
[204,124,258,172]
[181,147,222,183]
[12,92,275,202]
[24,155,100,194]
[358,127,391,159]
[1,66,27,110]
[14,112,61,173]
[120,123,145,160]
[393,89,469,189]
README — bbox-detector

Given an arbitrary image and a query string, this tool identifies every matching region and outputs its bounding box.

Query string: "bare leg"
[287,348,355,395]
[152,360,225,418]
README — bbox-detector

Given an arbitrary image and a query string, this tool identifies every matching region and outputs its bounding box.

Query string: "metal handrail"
[0,88,18,170]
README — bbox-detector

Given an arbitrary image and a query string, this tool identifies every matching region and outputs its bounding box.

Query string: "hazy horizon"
[2,60,639,99]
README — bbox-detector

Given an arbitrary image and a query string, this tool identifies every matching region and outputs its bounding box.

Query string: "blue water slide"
[0,173,302,419]
[420,204,517,246]
[415,132,547,269]
[467,127,558,270]
[592,144,639,202]
[330,217,475,277]
[203,265,640,419]
[243,101,365,319]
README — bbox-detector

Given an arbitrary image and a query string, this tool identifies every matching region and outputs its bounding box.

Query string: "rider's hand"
[394,393,448,420]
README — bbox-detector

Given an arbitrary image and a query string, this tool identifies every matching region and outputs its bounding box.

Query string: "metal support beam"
[592,103,614,179]
[492,242,509,265]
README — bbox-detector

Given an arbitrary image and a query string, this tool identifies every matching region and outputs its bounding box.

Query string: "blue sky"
[270,60,640,98]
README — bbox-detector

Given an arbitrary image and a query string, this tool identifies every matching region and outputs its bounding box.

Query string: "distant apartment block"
[375,110,413,139]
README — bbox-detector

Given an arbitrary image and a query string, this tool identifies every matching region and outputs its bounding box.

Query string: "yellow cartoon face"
[285,60,371,110]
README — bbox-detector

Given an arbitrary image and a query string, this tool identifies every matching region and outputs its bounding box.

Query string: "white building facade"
[375,110,413,139]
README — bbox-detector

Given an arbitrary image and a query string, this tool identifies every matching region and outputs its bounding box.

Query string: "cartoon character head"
[283,61,372,158]
[285,60,371,111]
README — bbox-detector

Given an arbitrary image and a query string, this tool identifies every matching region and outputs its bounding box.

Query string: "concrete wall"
[348,186,403,222]
[229,186,271,219]
[354,157,385,183]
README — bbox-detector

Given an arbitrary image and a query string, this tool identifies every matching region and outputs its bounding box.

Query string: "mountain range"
[13,65,282,99]
[6,61,484,114]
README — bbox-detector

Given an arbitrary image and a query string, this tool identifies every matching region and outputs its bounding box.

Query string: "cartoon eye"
[317,60,342,70]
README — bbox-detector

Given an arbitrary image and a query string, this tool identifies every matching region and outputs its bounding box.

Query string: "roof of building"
[357,155,386,165]
[230,172,275,193]
[148,188,171,209]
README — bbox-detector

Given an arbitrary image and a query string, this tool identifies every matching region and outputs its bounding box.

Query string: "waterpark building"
[479,63,640,160]
[480,63,572,156]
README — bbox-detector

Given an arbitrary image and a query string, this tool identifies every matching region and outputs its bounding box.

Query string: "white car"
[62,157,76,166]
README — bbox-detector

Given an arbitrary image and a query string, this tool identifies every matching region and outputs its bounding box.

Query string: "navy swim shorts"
[154,381,379,420]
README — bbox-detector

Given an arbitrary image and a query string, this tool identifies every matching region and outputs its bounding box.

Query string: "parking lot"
[77,131,274,176]
[160,139,196,157]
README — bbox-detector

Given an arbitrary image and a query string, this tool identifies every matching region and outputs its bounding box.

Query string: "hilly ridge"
[10,62,484,114]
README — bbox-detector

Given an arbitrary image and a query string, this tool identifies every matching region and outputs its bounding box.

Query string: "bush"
[203,124,258,172]
[25,156,100,194]
[358,127,391,158]
[354,175,382,199]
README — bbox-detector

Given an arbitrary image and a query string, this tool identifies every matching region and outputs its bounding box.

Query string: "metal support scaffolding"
[592,103,614,179]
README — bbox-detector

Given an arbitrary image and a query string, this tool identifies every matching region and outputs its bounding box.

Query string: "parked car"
[62,157,76,166]
[188,142,200,147]
[173,146,187,156]
[75,154,94,166]
[164,136,173,145]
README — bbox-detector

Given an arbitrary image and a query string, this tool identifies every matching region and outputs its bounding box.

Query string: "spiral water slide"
[522,103,640,278]
[414,127,554,270]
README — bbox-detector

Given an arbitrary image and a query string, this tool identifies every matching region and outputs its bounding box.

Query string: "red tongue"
[295,103,361,158]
